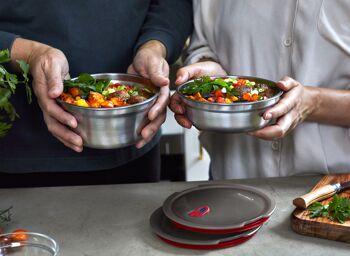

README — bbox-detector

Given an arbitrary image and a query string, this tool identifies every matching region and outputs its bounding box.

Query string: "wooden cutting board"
[291,174,350,243]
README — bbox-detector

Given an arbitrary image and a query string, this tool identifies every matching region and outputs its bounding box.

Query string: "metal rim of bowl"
[176,75,283,111]
[0,232,59,256]
[57,73,159,112]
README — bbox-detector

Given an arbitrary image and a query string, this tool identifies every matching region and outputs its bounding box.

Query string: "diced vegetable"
[59,73,155,108]
[180,76,276,104]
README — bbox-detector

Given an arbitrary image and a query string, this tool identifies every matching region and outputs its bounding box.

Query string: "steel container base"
[177,75,283,133]
[58,73,158,149]
[186,107,273,133]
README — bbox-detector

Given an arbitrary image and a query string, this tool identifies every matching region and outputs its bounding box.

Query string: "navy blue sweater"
[0,0,192,173]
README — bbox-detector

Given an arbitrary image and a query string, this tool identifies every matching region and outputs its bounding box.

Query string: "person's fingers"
[44,63,65,98]
[169,92,192,128]
[263,85,302,120]
[127,64,137,75]
[250,109,297,140]
[43,114,83,150]
[276,76,300,91]
[169,93,185,114]
[175,62,227,85]
[148,85,169,121]
[175,65,201,85]
[34,80,77,129]
[147,59,169,87]
[136,111,167,148]
[33,76,77,128]
[174,114,192,129]
[56,136,83,153]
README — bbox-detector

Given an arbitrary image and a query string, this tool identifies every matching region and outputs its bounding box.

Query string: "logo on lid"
[188,205,210,217]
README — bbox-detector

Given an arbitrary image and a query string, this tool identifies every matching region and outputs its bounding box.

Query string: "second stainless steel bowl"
[57,73,159,149]
[176,76,283,132]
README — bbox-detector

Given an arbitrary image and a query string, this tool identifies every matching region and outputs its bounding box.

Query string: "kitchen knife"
[293,181,350,209]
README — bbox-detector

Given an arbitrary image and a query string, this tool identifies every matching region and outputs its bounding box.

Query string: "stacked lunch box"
[150,184,276,250]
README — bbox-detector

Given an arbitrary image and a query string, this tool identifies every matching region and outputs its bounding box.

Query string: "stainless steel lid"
[162,184,275,231]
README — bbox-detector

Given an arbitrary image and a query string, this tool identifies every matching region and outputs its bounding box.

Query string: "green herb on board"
[307,194,350,224]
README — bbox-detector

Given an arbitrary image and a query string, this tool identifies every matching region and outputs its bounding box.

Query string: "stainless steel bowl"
[57,73,159,149]
[176,76,283,132]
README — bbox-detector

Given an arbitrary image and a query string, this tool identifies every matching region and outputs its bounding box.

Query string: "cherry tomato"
[214,89,223,98]
[10,229,28,242]
[68,87,80,97]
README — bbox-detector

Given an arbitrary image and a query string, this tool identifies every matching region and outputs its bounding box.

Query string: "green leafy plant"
[0,49,31,138]
[63,73,111,94]
[0,206,12,225]
[307,194,350,223]
[180,76,240,96]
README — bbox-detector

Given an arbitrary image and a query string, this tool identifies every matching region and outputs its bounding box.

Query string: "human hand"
[169,61,227,128]
[249,76,320,140]
[127,40,170,148]
[11,38,83,152]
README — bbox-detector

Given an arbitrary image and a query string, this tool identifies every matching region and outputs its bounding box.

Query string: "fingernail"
[68,120,75,128]
[49,87,59,95]
[278,81,287,89]
[265,113,272,120]
[177,107,184,114]
[75,146,83,153]
[136,141,145,149]
[176,76,183,84]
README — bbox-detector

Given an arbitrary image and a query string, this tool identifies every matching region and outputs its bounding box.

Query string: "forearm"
[135,0,192,64]
[306,86,350,127]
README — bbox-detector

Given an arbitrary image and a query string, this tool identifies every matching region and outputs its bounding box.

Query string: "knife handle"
[293,184,337,209]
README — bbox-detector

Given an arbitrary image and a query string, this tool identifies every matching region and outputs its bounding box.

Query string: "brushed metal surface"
[57,73,159,149]
[176,76,283,132]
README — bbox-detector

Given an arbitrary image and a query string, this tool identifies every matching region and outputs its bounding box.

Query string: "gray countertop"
[0,176,349,256]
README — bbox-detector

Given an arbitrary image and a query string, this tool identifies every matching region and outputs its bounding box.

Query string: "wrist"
[11,38,51,70]
[304,86,322,118]
[138,40,167,58]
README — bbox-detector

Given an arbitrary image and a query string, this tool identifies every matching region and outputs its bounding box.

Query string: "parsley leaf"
[0,49,31,138]
[307,195,350,224]
[63,73,111,94]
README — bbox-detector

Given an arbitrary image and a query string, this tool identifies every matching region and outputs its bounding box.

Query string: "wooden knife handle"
[293,184,337,209]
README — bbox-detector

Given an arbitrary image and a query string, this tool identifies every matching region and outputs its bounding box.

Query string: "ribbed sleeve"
[135,0,193,64]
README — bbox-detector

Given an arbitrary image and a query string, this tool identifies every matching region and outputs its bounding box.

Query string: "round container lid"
[162,184,275,232]
[150,207,260,248]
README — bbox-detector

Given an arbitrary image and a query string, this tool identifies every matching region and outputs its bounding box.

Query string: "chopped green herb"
[116,85,126,91]
[128,90,138,96]
[180,76,238,96]
[307,194,350,223]
[64,73,111,94]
